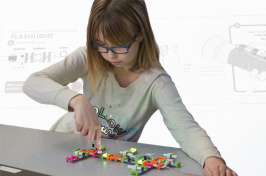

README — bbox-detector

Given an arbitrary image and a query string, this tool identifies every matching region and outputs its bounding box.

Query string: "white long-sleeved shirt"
[23,46,223,167]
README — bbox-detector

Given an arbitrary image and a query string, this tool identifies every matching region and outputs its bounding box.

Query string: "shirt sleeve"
[152,75,225,167]
[23,47,88,111]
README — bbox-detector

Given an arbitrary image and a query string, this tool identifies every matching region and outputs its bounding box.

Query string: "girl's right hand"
[69,95,102,151]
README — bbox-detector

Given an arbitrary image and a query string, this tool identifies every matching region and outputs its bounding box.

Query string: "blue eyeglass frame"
[90,33,138,54]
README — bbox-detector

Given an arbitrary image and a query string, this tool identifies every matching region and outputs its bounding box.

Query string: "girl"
[23,0,237,175]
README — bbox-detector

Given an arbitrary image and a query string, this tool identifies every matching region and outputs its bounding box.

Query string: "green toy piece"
[102,153,109,159]
[138,155,144,159]
[122,157,128,163]
[130,170,138,176]
[101,145,106,151]
[139,166,147,171]
[74,148,80,152]
[175,161,181,168]
[135,159,144,165]
[130,148,138,154]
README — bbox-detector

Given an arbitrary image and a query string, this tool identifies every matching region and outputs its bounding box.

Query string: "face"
[97,31,141,72]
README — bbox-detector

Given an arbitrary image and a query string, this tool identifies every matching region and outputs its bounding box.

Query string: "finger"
[80,126,89,136]
[203,167,212,176]
[226,168,233,176]
[211,167,220,176]
[86,127,96,141]
[218,165,226,176]
[95,126,101,151]
[76,122,83,132]
[232,170,238,176]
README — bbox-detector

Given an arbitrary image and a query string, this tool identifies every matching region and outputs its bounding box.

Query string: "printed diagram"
[202,24,266,92]
[0,21,86,67]
[8,51,57,65]
[0,21,86,108]
[5,81,24,93]
[159,44,180,71]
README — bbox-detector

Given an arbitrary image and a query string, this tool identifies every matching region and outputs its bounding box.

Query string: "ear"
[136,32,144,42]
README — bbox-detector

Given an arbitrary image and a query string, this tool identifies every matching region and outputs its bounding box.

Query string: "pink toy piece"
[99,153,105,158]
[71,155,79,163]
[93,152,98,158]
[144,163,153,169]
[66,157,71,162]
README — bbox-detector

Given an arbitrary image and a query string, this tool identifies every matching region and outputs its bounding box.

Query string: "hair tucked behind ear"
[86,0,163,95]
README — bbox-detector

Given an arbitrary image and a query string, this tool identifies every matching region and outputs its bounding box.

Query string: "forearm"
[23,72,81,111]
[23,47,88,111]
[166,116,224,167]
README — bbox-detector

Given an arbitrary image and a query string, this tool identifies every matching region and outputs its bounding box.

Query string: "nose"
[107,49,117,58]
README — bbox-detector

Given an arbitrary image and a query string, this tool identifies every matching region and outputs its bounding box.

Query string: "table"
[0,124,203,176]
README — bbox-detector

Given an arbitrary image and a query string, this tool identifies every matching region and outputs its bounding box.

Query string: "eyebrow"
[95,39,106,44]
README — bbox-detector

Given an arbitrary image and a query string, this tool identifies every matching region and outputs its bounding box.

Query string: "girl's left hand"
[203,157,238,176]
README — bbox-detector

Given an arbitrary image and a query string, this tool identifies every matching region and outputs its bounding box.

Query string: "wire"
[166,166,202,176]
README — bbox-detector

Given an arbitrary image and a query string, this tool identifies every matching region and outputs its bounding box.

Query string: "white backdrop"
[0,0,266,175]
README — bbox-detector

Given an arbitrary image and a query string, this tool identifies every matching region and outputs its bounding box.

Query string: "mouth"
[110,61,120,65]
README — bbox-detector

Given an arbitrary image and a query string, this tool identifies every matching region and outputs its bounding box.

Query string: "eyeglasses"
[91,33,138,54]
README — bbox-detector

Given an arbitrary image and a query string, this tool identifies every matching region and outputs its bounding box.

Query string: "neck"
[114,67,132,75]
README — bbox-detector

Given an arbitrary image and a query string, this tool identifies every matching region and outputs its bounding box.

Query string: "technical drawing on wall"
[0,21,86,108]
[202,23,266,93]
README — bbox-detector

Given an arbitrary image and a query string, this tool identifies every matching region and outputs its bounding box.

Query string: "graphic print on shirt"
[94,106,127,138]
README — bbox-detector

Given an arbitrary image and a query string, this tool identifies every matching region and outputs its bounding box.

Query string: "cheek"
[129,44,139,57]
[100,53,108,60]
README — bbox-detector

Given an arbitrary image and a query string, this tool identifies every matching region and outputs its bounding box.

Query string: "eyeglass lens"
[93,46,128,54]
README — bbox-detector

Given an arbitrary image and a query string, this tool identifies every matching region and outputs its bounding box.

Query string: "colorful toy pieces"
[66,144,200,176]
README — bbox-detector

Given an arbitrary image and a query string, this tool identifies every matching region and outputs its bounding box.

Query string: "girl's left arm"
[152,75,237,176]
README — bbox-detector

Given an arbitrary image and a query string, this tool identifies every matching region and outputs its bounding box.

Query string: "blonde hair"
[86,0,163,95]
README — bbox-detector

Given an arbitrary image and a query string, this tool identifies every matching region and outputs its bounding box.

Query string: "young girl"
[23,0,237,175]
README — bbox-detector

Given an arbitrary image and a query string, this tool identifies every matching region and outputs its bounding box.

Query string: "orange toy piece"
[159,157,166,160]
[108,154,114,160]
[80,149,86,152]
[152,157,159,161]
[87,149,95,154]
[150,160,158,164]
[109,155,116,161]
[114,154,122,162]
[157,163,164,170]
[142,160,149,165]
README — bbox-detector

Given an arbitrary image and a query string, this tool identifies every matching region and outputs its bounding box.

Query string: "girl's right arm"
[23,47,88,110]
[23,46,101,150]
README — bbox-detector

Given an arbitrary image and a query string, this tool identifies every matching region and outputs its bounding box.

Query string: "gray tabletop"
[0,125,203,176]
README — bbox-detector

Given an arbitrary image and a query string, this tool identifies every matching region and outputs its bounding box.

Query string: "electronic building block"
[66,144,185,175]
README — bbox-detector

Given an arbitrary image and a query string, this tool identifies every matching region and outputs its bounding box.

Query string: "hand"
[204,157,238,176]
[69,95,101,150]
